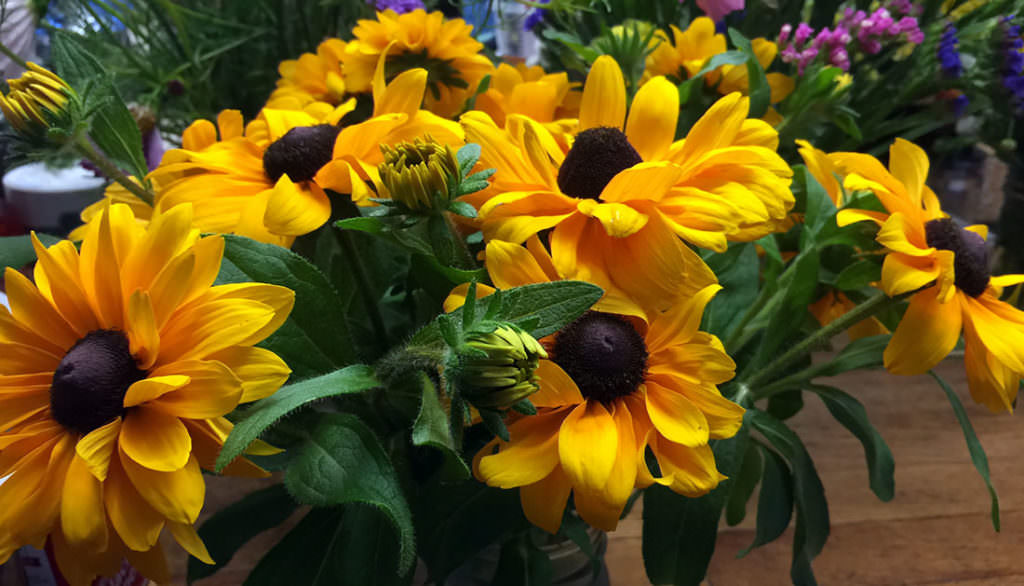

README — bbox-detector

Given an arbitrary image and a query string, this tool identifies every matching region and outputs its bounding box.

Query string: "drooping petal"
[519,466,572,534]
[76,418,122,481]
[263,177,332,236]
[884,288,962,375]
[119,407,192,472]
[477,410,567,488]
[60,453,108,551]
[168,521,215,565]
[531,360,585,408]
[644,382,710,447]
[558,400,618,491]
[119,449,205,524]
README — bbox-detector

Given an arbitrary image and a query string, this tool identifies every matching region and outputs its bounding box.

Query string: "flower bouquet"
[0,0,1022,584]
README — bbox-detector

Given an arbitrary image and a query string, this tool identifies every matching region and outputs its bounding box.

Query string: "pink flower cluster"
[778,2,925,74]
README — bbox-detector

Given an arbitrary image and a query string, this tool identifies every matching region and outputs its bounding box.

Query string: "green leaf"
[750,411,829,582]
[807,385,895,501]
[834,260,882,291]
[795,166,838,238]
[642,425,749,585]
[217,234,358,378]
[727,29,770,118]
[216,365,379,471]
[417,480,529,581]
[284,413,416,573]
[930,371,1000,531]
[0,234,60,272]
[335,216,385,234]
[448,200,478,218]
[752,249,820,369]
[51,32,149,180]
[244,505,411,586]
[492,539,554,586]
[411,372,470,479]
[457,143,482,178]
[244,509,342,586]
[739,445,793,557]
[725,441,764,526]
[701,243,759,338]
[188,484,299,583]
[810,334,889,379]
[677,50,747,104]
[410,281,603,347]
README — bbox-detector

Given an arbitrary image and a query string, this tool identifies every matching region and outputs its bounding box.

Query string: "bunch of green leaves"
[44,0,371,137]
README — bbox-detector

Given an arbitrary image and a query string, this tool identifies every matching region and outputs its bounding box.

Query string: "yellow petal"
[519,467,572,534]
[597,161,683,204]
[207,346,291,403]
[119,449,205,524]
[477,411,566,488]
[263,177,332,236]
[75,417,122,481]
[485,239,555,289]
[645,284,721,351]
[644,382,709,447]
[884,288,962,375]
[881,253,940,298]
[157,298,276,365]
[3,267,78,351]
[531,361,585,408]
[888,138,929,207]
[375,68,428,118]
[625,77,679,161]
[651,439,724,496]
[123,375,191,408]
[558,400,618,491]
[168,521,215,565]
[127,290,160,370]
[579,56,626,131]
[876,213,929,255]
[61,453,108,551]
[148,359,244,419]
[576,201,649,238]
[104,458,165,551]
[120,407,192,471]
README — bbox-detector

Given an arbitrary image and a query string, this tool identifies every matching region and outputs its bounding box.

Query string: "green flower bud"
[0,63,75,139]
[378,136,460,212]
[454,325,548,410]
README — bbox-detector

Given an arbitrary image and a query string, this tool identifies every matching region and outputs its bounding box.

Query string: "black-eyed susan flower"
[645,18,794,124]
[342,9,494,118]
[460,56,790,307]
[0,202,293,585]
[835,138,1024,412]
[266,38,349,111]
[0,62,74,138]
[474,62,580,143]
[447,239,742,532]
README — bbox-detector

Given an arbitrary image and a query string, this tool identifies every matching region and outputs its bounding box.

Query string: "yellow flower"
[474,62,580,141]
[644,19,793,123]
[314,53,464,205]
[461,55,793,279]
[646,18,726,82]
[0,202,293,585]
[796,138,844,205]
[0,62,74,137]
[149,107,346,245]
[343,9,494,118]
[836,138,1024,412]
[266,38,349,110]
[449,239,742,533]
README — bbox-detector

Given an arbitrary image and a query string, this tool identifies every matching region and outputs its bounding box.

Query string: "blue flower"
[1000,17,1024,114]
[937,23,963,78]
[523,0,550,31]
[372,0,424,14]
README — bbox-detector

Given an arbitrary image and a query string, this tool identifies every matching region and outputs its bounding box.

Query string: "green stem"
[74,135,155,206]
[442,211,476,269]
[338,228,389,351]
[0,39,28,71]
[743,290,894,394]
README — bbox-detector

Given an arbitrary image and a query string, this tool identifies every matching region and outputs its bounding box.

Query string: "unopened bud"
[455,325,547,410]
[0,63,75,137]
[378,136,459,211]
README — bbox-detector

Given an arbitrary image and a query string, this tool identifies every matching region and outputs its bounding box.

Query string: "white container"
[3,162,105,234]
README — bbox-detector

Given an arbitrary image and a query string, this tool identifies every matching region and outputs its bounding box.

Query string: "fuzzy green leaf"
[284,413,416,573]
[216,365,379,471]
[411,372,470,479]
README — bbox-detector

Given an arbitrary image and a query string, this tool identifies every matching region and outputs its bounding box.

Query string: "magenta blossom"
[695,0,744,23]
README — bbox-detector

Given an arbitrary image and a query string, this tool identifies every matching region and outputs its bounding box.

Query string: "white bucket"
[3,162,105,234]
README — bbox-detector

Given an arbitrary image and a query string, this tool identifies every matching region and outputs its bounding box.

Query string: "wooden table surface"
[172,356,1024,585]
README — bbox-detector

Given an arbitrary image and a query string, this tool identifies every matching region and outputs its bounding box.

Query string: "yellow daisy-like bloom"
[835,138,1024,412]
[0,62,74,137]
[462,55,793,258]
[645,19,794,124]
[266,38,349,110]
[447,239,742,533]
[474,62,580,141]
[0,202,293,585]
[342,9,494,118]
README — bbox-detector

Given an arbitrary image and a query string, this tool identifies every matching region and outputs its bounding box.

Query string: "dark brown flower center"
[263,124,341,183]
[924,217,991,297]
[557,127,642,201]
[550,312,647,403]
[50,330,146,434]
